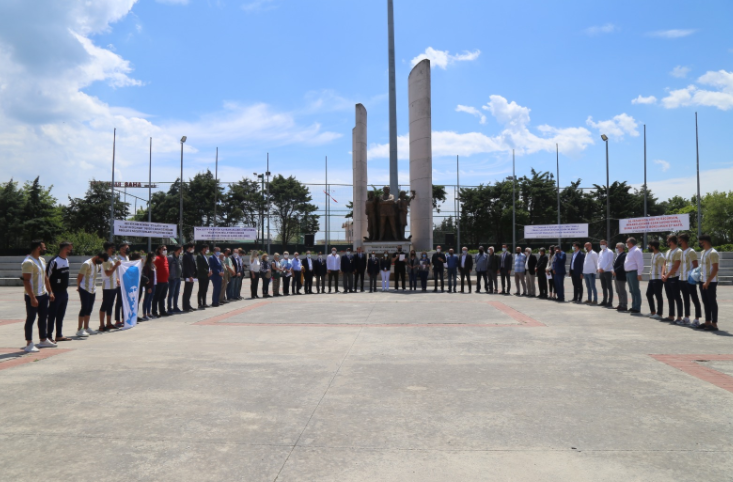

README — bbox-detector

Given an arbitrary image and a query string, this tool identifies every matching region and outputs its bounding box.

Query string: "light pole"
[148,137,152,252]
[456,155,460,251]
[266,153,272,254]
[601,134,610,243]
[556,143,561,247]
[255,173,265,250]
[512,149,516,253]
[695,112,702,239]
[643,125,648,248]
[213,147,218,249]
[109,128,116,243]
[179,136,187,244]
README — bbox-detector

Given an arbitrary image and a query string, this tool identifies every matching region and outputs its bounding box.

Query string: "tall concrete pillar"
[409,59,433,251]
[352,103,368,248]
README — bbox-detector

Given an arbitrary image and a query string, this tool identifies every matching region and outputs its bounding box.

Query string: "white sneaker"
[675,319,688,326]
[651,314,663,320]
[691,320,701,328]
[24,343,39,353]
[76,329,89,337]
[683,317,691,324]
[37,339,57,348]
[85,328,99,335]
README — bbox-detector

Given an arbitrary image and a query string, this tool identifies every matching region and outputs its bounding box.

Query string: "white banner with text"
[619,214,690,234]
[194,226,257,241]
[114,220,177,238]
[524,224,589,239]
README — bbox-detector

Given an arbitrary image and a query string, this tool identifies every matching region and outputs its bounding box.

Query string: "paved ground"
[0,281,731,482]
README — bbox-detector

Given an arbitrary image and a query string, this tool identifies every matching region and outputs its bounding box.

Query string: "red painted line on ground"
[193,300,544,328]
[650,354,733,393]
[0,319,24,326]
[0,348,72,372]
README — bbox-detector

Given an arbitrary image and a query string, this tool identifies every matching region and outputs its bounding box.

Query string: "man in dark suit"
[526,249,538,297]
[209,248,224,307]
[431,246,446,292]
[182,242,197,312]
[313,253,327,293]
[569,241,585,303]
[458,247,474,293]
[499,244,513,295]
[536,248,548,298]
[487,246,500,294]
[392,245,407,291]
[552,245,567,302]
[196,244,212,309]
[367,252,380,292]
[353,247,367,292]
[341,249,355,293]
[302,251,315,294]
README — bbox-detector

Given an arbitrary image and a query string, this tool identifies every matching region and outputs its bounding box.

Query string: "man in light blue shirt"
[291,252,303,294]
[445,248,459,293]
[513,246,527,296]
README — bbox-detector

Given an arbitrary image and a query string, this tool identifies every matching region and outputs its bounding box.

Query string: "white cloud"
[654,160,671,172]
[368,95,594,160]
[648,29,696,39]
[631,95,657,105]
[670,65,690,78]
[410,47,481,70]
[456,105,486,124]
[661,70,733,110]
[633,167,733,202]
[241,0,275,12]
[584,24,616,35]
[586,113,639,140]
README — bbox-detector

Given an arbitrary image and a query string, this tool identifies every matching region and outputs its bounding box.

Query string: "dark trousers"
[283,276,291,295]
[700,282,718,323]
[114,286,123,322]
[261,277,270,296]
[292,272,303,293]
[369,274,377,291]
[47,290,68,339]
[154,282,169,315]
[25,294,49,341]
[315,273,325,292]
[572,273,584,301]
[419,270,429,290]
[328,271,339,292]
[409,270,417,290]
[664,277,682,318]
[646,279,664,315]
[459,268,472,292]
[211,276,222,306]
[197,278,209,307]
[500,269,511,292]
[433,268,444,291]
[447,267,457,292]
[250,273,260,298]
[143,286,154,315]
[537,272,548,298]
[680,281,701,319]
[600,271,614,304]
[475,271,488,292]
[100,289,116,317]
[304,273,313,293]
[354,270,365,291]
[394,268,406,290]
[183,281,194,310]
[487,270,498,293]
[554,275,565,300]
[167,278,181,311]
[341,271,353,292]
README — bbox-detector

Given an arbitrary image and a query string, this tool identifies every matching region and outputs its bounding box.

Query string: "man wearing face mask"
[182,243,197,312]
[431,246,446,292]
[353,247,367,292]
[99,241,122,331]
[499,244,512,295]
[152,245,170,317]
[474,246,488,293]
[301,251,314,294]
[597,240,615,308]
[569,242,585,303]
[326,248,341,293]
[46,241,73,343]
[167,245,183,314]
[314,252,327,294]
[341,249,355,293]
[196,244,212,309]
[513,247,527,296]
[21,240,56,352]
[209,247,224,307]
[612,242,627,312]
[113,242,131,326]
[551,244,567,302]
[623,237,644,315]
[446,248,459,293]
[582,242,599,305]
[458,247,473,293]
[291,252,303,294]
[367,252,380,292]
[487,246,500,294]
[392,245,407,291]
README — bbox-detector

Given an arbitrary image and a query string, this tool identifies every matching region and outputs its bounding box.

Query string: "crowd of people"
[19,233,723,352]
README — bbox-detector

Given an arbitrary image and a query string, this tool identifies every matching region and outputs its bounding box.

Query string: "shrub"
[50,231,105,256]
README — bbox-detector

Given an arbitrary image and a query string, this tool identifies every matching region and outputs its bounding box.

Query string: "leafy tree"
[269,175,319,249]
[22,177,63,245]
[223,177,263,228]
[432,185,447,212]
[63,180,129,240]
[701,191,733,244]
[0,179,25,249]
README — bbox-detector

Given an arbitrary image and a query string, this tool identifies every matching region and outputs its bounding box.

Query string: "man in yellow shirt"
[697,234,720,332]
[76,252,108,337]
[21,240,55,353]
[678,233,701,326]
[661,235,683,323]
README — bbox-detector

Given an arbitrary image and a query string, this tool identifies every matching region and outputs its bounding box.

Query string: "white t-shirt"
[79,259,100,294]
[21,255,47,296]
[700,248,720,283]
[649,252,664,281]
[681,248,698,280]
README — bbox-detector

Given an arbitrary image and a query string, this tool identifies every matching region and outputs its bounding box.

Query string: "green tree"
[22,177,63,245]
[63,180,129,239]
[269,175,319,249]
[0,179,25,249]
[701,191,733,244]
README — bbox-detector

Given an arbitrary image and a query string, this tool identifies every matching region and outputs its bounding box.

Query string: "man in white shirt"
[582,242,599,304]
[623,237,644,315]
[597,239,615,308]
[326,247,341,293]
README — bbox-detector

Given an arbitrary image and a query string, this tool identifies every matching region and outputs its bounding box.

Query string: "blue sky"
[0,0,731,240]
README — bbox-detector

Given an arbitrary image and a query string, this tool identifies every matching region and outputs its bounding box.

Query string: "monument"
[352,104,368,249]
[408,59,433,251]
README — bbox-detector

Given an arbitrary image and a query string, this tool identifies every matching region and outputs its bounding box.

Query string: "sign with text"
[524,224,589,239]
[194,227,257,241]
[92,181,157,189]
[114,220,177,238]
[619,214,689,234]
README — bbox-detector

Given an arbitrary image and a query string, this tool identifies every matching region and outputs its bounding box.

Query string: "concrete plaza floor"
[0,281,731,481]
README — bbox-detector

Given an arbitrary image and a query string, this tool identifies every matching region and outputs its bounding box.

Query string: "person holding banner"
[661,235,683,323]
[624,237,644,315]
[646,241,665,320]
[697,234,720,332]
[182,243,196,312]
[678,234,702,326]
[209,248,224,307]
[113,242,130,327]
[196,245,212,309]
[99,242,122,331]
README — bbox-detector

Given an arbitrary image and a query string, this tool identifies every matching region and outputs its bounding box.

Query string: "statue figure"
[378,186,399,241]
[365,191,379,241]
[397,190,416,240]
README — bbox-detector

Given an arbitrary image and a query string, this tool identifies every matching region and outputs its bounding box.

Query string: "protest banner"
[114,220,177,238]
[524,224,589,239]
[118,260,143,329]
[619,214,690,234]
[194,226,258,241]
